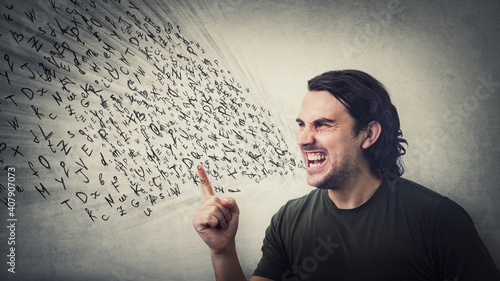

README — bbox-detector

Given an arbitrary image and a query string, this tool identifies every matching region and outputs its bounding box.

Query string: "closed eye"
[312,118,336,129]
[296,118,336,130]
[316,123,330,128]
[296,118,305,128]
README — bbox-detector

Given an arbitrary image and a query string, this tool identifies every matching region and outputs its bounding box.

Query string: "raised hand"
[192,165,240,254]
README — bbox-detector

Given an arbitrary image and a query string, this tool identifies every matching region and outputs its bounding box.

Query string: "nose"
[297,126,315,147]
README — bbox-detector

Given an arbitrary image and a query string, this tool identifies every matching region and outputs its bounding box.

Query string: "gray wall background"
[0,0,498,280]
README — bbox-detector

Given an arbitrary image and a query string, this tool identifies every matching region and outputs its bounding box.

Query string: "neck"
[327,168,382,209]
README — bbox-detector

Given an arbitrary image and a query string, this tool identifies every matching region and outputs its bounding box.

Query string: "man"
[192,70,500,280]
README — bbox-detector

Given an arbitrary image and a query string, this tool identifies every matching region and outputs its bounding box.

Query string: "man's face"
[296,90,366,189]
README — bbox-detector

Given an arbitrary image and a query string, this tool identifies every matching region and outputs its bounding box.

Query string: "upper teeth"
[307,154,325,161]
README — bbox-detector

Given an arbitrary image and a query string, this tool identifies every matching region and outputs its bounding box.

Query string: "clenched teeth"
[307,154,326,161]
[307,153,326,168]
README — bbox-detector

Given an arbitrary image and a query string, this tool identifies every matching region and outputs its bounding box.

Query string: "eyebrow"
[295,118,336,125]
[312,118,336,126]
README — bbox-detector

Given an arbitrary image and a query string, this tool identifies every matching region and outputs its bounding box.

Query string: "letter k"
[478,73,500,93]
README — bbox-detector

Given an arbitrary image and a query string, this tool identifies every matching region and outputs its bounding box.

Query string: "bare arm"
[210,247,274,281]
[192,165,247,281]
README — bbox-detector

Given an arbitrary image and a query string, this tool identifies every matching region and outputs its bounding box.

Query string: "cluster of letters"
[0,0,301,221]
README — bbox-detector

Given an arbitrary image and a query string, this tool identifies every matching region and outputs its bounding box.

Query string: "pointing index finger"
[197,165,214,198]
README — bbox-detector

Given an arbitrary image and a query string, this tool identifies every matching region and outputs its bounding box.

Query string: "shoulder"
[389,176,450,206]
[387,176,475,227]
[391,176,445,198]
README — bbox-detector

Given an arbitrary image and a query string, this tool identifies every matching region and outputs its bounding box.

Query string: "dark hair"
[308,70,407,176]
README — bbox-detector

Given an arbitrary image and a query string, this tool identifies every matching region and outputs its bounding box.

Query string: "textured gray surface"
[0,0,498,280]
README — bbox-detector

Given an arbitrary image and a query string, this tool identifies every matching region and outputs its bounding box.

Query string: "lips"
[306,152,326,168]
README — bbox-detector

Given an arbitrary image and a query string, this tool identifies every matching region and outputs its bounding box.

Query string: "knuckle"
[204,196,219,204]
[196,203,206,211]
[208,205,219,214]
[208,215,219,226]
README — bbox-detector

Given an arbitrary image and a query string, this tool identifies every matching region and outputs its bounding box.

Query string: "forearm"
[210,246,247,281]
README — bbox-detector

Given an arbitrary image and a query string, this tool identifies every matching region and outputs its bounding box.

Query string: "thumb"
[221,197,239,215]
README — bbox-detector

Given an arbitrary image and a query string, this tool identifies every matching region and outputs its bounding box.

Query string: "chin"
[307,176,331,190]
[307,172,345,190]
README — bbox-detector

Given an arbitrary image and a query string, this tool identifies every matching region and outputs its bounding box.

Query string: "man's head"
[296,70,407,189]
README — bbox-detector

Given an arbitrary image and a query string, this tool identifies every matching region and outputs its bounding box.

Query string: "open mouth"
[306,152,326,168]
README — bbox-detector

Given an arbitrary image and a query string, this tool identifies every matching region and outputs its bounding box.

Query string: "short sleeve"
[434,199,500,280]
[252,207,289,280]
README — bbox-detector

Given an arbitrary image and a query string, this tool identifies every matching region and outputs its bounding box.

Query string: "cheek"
[318,135,339,153]
[326,141,352,163]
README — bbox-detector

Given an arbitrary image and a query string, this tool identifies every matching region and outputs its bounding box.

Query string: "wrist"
[210,243,246,281]
[210,241,237,257]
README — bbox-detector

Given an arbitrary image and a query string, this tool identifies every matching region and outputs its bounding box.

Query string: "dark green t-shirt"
[253,175,500,281]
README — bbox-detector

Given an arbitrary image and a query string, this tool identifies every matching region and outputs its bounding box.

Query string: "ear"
[361,121,381,149]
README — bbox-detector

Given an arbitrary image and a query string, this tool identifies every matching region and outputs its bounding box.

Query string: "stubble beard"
[308,151,359,191]
[309,166,354,191]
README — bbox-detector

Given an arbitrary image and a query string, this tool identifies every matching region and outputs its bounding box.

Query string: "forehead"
[298,90,351,122]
